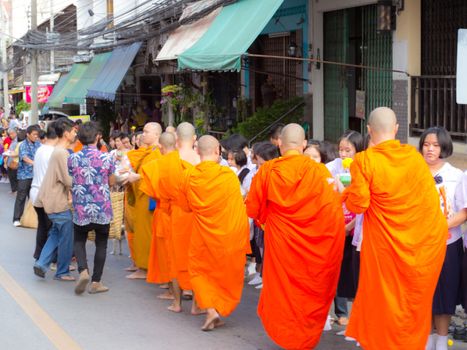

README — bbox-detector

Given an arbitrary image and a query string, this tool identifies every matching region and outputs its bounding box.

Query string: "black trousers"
[13,178,32,221]
[7,168,18,192]
[74,223,109,282]
[33,206,52,260]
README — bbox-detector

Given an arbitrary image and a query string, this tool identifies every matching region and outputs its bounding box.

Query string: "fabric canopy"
[48,64,88,108]
[178,0,284,71]
[87,42,142,101]
[63,52,112,105]
[156,7,221,61]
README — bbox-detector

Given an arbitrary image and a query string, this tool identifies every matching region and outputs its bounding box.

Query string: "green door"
[362,5,393,120]
[324,10,349,141]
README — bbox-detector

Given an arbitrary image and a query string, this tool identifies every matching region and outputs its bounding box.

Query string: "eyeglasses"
[434,175,443,185]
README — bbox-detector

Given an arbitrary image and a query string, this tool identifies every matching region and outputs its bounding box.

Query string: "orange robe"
[342,140,447,350]
[171,159,196,290]
[182,161,249,316]
[246,153,345,350]
[73,140,83,153]
[140,151,180,284]
[126,146,161,270]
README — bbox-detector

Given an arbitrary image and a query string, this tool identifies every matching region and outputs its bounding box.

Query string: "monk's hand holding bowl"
[123,171,140,185]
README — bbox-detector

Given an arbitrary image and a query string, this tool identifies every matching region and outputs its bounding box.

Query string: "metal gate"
[361,6,393,121]
[323,5,392,142]
[324,10,348,142]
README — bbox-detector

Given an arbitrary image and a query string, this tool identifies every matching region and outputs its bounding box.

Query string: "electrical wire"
[14,0,234,51]
[3,0,237,74]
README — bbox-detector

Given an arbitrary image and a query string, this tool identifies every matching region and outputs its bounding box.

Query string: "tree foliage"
[231,97,304,141]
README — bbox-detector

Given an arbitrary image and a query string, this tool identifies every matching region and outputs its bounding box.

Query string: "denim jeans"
[35,210,73,278]
[334,296,348,318]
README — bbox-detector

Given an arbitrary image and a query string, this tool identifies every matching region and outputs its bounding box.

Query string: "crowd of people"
[5,106,467,350]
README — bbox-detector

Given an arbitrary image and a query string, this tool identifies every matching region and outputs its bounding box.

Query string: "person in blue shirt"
[13,124,41,226]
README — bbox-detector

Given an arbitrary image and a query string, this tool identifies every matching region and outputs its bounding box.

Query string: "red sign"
[25,85,54,103]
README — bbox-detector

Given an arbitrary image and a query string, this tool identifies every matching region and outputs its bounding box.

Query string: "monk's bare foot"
[167,303,182,313]
[191,306,207,316]
[213,319,225,329]
[125,269,147,279]
[157,291,175,300]
[159,283,169,289]
[201,309,220,331]
[124,265,138,272]
[182,290,193,300]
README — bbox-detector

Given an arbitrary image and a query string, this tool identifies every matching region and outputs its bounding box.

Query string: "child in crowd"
[421,127,464,350]
[326,130,364,328]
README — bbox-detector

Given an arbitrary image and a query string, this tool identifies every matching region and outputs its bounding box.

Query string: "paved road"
[0,183,466,350]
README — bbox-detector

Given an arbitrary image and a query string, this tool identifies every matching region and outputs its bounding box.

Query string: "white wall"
[113,0,153,26]
[11,0,74,39]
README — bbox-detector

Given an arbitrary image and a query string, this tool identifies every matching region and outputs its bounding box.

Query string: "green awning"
[46,73,70,108]
[87,42,142,101]
[63,52,112,105]
[47,63,88,108]
[178,0,284,71]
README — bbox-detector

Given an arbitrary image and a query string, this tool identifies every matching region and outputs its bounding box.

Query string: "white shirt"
[237,165,256,197]
[9,119,20,130]
[326,158,346,177]
[352,214,364,250]
[29,144,55,204]
[456,171,467,247]
[434,162,464,245]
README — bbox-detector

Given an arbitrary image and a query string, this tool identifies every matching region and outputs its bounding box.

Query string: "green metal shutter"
[324,10,349,142]
[362,5,393,121]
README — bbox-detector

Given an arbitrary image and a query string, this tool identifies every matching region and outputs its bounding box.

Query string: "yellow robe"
[126,146,161,270]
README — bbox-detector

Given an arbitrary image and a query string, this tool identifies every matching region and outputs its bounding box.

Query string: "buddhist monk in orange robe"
[140,132,176,289]
[125,122,162,279]
[246,123,345,350]
[181,135,249,331]
[342,107,447,350]
[173,122,200,297]
[141,126,203,313]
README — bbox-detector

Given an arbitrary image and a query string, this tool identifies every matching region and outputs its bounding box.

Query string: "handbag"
[20,200,38,229]
[8,158,18,170]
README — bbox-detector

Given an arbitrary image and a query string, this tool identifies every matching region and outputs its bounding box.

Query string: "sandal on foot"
[54,275,75,281]
[33,265,46,278]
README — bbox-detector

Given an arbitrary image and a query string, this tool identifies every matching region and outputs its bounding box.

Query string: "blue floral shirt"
[68,145,116,226]
[18,139,41,180]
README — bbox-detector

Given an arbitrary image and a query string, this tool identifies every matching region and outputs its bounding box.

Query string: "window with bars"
[421,0,467,76]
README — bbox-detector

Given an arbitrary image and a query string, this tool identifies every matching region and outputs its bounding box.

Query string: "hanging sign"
[356,90,366,119]
[457,29,467,104]
[25,85,54,103]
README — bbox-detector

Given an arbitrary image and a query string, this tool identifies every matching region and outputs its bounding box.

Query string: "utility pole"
[1,4,9,113]
[31,0,38,123]
[107,0,114,28]
[50,0,54,73]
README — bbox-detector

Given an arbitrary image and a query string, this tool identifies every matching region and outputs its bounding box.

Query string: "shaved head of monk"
[142,122,162,147]
[278,123,307,154]
[159,132,176,155]
[367,107,399,145]
[166,125,176,135]
[176,122,196,144]
[197,135,220,161]
[177,122,200,165]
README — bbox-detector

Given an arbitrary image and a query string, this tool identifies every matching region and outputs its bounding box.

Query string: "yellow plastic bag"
[20,200,38,229]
